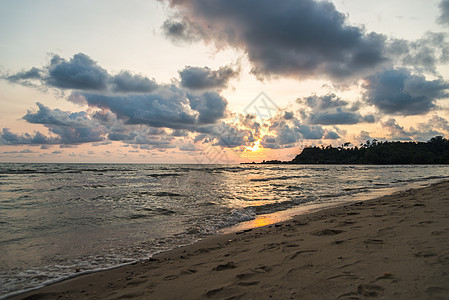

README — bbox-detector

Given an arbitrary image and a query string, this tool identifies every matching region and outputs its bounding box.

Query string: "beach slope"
[10,181,449,299]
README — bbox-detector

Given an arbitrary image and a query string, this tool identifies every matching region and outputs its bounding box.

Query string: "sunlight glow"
[245,140,261,152]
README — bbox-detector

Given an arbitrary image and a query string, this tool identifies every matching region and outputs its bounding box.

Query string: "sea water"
[1,163,448,298]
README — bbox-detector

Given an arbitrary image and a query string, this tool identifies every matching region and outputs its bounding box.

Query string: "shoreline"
[8,180,449,299]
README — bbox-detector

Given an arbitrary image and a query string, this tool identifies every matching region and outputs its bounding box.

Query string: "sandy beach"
[9,181,449,300]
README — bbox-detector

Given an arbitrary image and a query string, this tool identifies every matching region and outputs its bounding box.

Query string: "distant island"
[247,136,449,165]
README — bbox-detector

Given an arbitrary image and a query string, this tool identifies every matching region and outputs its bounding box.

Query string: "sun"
[245,140,261,152]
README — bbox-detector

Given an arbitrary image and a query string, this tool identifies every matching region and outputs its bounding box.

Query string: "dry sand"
[10,181,449,300]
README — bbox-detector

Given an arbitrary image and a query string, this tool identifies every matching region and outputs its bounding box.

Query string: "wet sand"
[9,181,449,299]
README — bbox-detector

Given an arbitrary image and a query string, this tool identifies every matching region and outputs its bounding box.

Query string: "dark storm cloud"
[299,93,376,125]
[80,85,228,129]
[438,0,449,26]
[364,69,449,115]
[179,65,239,90]
[162,0,388,80]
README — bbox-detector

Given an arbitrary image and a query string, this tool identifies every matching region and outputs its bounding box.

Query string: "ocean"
[1,163,448,298]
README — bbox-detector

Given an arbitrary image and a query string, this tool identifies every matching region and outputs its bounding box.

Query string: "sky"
[0,0,449,163]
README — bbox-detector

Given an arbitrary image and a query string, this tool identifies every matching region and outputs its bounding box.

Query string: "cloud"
[106,127,176,149]
[388,32,449,73]
[23,102,93,127]
[188,92,228,123]
[171,129,188,136]
[179,142,197,151]
[298,93,376,125]
[111,71,158,93]
[283,111,294,120]
[6,103,106,145]
[0,128,58,145]
[3,53,160,93]
[46,53,109,90]
[5,67,42,87]
[179,65,239,90]
[261,114,332,149]
[49,126,104,144]
[162,19,200,43]
[162,0,388,80]
[195,121,255,148]
[3,106,183,149]
[438,0,449,26]
[261,124,326,149]
[2,149,37,154]
[381,116,449,141]
[364,69,449,115]
[323,131,340,139]
[1,51,234,149]
[381,118,412,140]
[80,85,228,129]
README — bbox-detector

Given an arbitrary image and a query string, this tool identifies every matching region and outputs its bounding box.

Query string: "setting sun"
[245,140,261,152]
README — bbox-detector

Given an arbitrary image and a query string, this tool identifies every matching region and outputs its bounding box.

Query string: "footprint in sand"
[373,273,398,283]
[346,211,360,216]
[414,251,437,258]
[236,265,273,280]
[339,220,356,226]
[327,272,358,280]
[311,229,344,236]
[285,249,318,260]
[163,274,179,281]
[205,287,224,297]
[363,239,384,244]
[357,284,385,297]
[213,262,237,271]
[426,286,449,297]
[411,220,434,227]
[237,281,260,286]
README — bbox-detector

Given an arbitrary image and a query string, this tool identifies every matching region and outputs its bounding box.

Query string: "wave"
[393,175,449,184]
[0,169,82,175]
[249,175,310,182]
[146,173,182,178]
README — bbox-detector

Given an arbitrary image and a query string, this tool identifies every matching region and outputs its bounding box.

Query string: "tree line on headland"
[252,136,449,164]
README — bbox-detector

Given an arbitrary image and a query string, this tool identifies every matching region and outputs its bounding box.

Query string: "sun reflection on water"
[225,214,285,234]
